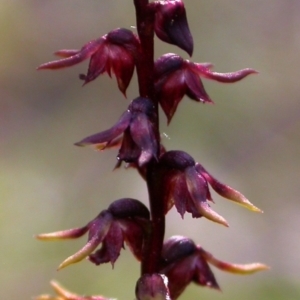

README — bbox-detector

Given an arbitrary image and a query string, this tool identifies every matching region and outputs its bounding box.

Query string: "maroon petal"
[89,222,124,266]
[130,113,158,165]
[185,166,228,226]
[81,44,108,84]
[159,70,186,123]
[193,254,220,290]
[172,172,190,218]
[75,110,132,147]
[154,0,193,56]
[37,39,103,70]
[120,219,146,261]
[118,128,141,162]
[155,54,186,123]
[162,255,197,299]
[111,46,135,95]
[195,64,258,83]
[184,68,213,103]
[89,243,112,265]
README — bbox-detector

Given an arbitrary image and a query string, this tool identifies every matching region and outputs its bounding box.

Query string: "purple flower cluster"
[36,0,267,299]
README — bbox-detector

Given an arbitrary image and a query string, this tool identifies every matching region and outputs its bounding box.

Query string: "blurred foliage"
[1,0,300,299]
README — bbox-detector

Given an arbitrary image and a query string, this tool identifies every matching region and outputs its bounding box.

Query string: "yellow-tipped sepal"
[200,248,270,274]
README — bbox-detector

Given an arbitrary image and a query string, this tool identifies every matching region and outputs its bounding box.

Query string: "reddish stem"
[133,0,165,274]
[134,0,155,99]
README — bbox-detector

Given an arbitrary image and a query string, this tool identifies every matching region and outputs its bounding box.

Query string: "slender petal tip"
[35,226,89,240]
[200,249,270,274]
[57,239,99,270]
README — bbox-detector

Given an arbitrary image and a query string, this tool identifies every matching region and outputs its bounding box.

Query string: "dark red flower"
[160,236,219,299]
[37,28,140,95]
[155,53,257,123]
[158,151,262,226]
[36,198,150,269]
[75,97,158,166]
[153,0,193,56]
[159,236,268,299]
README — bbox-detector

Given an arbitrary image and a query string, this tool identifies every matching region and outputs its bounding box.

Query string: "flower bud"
[135,274,171,300]
[153,0,193,56]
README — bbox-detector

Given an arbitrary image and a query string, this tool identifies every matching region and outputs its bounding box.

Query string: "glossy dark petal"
[75,110,132,147]
[108,198,150,220]
[159,150,195,170]
[106,28,140,51]
[162,236,197,265]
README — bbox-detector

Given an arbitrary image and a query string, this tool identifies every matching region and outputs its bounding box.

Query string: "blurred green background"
[1,0,300,299]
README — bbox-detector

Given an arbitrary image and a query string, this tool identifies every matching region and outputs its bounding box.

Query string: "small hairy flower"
[154,53,257,122]
[158,150,262,226]
[153,0,193,56]
[37,28,140,95]
[35,280,112,300]
[135,274,171,300]
[75,97,158,166]
[159,236,268,299]
[36,198,150,269]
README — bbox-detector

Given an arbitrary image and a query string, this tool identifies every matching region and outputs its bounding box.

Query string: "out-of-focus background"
[1,0,300,299]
